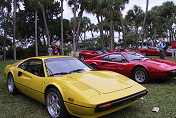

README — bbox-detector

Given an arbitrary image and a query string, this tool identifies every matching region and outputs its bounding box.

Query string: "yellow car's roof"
[28,56,73,60]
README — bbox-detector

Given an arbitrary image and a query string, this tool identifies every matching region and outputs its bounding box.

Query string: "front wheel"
[90,64,99,70]
[7,73,18,94]
[132,68,149,83]
[46,88,70,118]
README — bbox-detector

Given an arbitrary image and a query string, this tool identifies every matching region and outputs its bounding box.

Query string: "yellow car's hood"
[66,71,136,94]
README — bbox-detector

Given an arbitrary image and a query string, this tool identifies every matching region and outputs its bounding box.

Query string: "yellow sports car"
[4,56,147,118]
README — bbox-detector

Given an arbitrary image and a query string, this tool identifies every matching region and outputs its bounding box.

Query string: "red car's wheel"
[90,64,99,70]
[132,68,149,83]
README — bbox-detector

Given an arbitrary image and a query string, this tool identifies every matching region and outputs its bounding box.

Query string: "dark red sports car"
[139,46,172,56]
[79,50,107,61]
[111,48,144,55]
[84,52,176,83]
[112,48,132,52]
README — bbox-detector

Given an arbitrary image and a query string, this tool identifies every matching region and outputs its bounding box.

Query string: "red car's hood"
[143,59,176,70]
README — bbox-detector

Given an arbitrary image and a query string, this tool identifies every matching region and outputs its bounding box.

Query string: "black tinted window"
[18,60,30,71]
[26,59,45,77]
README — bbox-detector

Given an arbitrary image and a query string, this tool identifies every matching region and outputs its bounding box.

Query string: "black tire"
[132,67,149,83]
[80,55,85,61]
[90,64,99,70]
[46,88,70,118]
[142,51,147,56]
[7,73,18,94]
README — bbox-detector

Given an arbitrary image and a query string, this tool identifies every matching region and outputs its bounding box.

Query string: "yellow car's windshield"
[45,57,91,77]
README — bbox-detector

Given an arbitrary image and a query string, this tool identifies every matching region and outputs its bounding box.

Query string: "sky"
[62,0,175,39]
[63,0,176,23]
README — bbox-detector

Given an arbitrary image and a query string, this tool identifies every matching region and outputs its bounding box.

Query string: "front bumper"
[65,100,136,118]
[167,70,176,77]
[95,90,148,112]
[64,90,147,118]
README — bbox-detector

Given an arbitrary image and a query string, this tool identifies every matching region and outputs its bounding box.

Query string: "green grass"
[1,56,176,118]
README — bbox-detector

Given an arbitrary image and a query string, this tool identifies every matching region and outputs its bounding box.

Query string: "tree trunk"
[139,0,149,43]
[84,31,86,40]
[73,0,77,57]
[3,33,7,61]
[135,26,139,51]
[91,30,94,38]
[112,23,114,50]
[13,0,16,61]
[42,4,51,47]
[76,10,84,51]
[120,9,126,48]
[154,28,157,45]
[100,14,104,50]
[61,0,64,55]
[35,6,38,57]
[110,19,113,51]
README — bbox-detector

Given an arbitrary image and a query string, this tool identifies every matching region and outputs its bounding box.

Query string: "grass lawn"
[0,56,176,118]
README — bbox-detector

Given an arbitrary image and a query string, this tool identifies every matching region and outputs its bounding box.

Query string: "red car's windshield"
[124,52,149,62]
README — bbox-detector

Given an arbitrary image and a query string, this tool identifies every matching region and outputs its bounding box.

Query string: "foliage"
[6,43,46,60]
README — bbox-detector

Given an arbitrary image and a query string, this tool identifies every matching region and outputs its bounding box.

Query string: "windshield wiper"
[69,69,85,74]
[50,72,69,76]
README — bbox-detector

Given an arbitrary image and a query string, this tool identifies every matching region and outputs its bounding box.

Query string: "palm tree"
[73,0,77,57]
[139,0,149,46]
[160,1,175,42]
[125,5,144,50]
[34,0,38,56]
[68,0,89,51]
[88,0,107,50]
[13,0,17,61]
[61,0,64,55]
[28,0,39,56]
[40,0,53,47]
[82,17,91,40]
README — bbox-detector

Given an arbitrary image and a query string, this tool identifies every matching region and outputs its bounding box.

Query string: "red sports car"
[111,48,132,52]
[139,46,172,56]
[79,50,107,61]
[112,48,143,55]
[84,52,176,83]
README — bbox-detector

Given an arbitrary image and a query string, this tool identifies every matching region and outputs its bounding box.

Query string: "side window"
[18,60,30,71]
[26,59,45,77]
[99,55,110,61]
[92,51,97,54]
[109,54,127,63]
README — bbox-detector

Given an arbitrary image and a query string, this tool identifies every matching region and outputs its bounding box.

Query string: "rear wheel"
[132,68,149,83]
[46,88,70,118]
[7,73,18,94]
[80,55,85,61]
[90,64,99,70]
